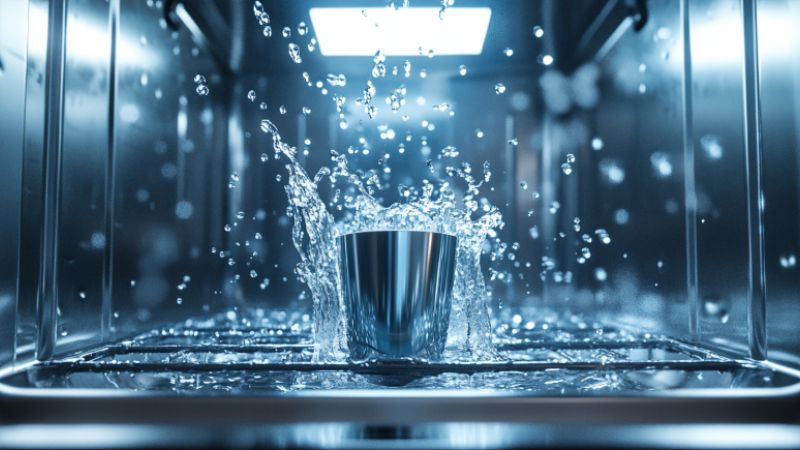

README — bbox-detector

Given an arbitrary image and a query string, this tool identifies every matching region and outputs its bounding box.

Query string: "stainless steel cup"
[339,230,457,361]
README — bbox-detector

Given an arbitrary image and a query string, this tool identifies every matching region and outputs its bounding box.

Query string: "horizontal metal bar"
[40,359,748,376]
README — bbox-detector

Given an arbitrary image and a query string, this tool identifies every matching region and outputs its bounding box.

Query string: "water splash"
[259,118,503,361]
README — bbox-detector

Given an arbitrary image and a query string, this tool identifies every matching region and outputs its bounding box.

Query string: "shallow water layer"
[13,309,794,393]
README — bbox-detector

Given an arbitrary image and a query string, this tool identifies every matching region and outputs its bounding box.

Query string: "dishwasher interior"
[1,0,800,438]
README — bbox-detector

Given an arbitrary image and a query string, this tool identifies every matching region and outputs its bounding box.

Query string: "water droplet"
[595,228,611,244]
[594,267,608,281]
[533,26,544,38]
[650,152,673,177]
[441,146,459,158]
[288,43,302,63]
[600,159,625,184]
[175,200,193,219]
[700,134,724,160]
[503,47,514,57]
[538,54,554,66]
[282,26,291,38]
[458,65,467,76]
[614,209,630,225]
[326,73,347,87]
[247,90,256,102]
[780,254,797,268]
[494,83,506,95]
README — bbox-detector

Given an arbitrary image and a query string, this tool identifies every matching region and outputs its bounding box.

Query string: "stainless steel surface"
[340,231,456,360]
[0,0,28,367]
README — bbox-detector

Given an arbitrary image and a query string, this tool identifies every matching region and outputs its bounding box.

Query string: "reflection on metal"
[680,0,700,342]
[36,0,66,362]
[340,231,456,360]
[101,0,120,342]
[741,0,767,360]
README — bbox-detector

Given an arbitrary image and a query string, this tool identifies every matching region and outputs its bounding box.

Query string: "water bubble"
[260,102,268,110]
[78,291,87,300]
[532,26,544,38]
[519,181,528,190]
[561,163,572,175]
[302,106,311,115]
[581,247,592,259]
[249,269,258,279]
[780,254,797,268]
[503,47,514,57]
[638,83,647,94]
[279,105,287,115]
[247,90,257,102]
[262,25,272,37]
[475,129,484,139]
[139,73,149,86]
[549,201,560,214]
[297,21,307,36]
[528,226,539,239]
[193,74,206,84]
[235,211,246,220]
[566,153,575,163]
[508,138,518,146]
[433,103,450,112]
[195,85,209,96]
[308,37,317,52]
[494,83,506,95]
[538,54,554,66]
[282,26,291,38]
[591,137,604,150]
[259,278,270,290]
[224,224,232,232]
[419,69,427,79]
[288,43,302,63]
[458,65,467,76]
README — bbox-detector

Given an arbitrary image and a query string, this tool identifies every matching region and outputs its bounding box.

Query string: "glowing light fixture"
[309,7,491,56]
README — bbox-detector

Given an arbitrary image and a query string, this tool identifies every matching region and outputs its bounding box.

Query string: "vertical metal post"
[741,0,767,360]
[102,0,120,338]
[680,0,700,342]
[36,0,67,361]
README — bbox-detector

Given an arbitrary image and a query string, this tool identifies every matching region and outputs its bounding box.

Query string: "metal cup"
[339,230,457,361]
